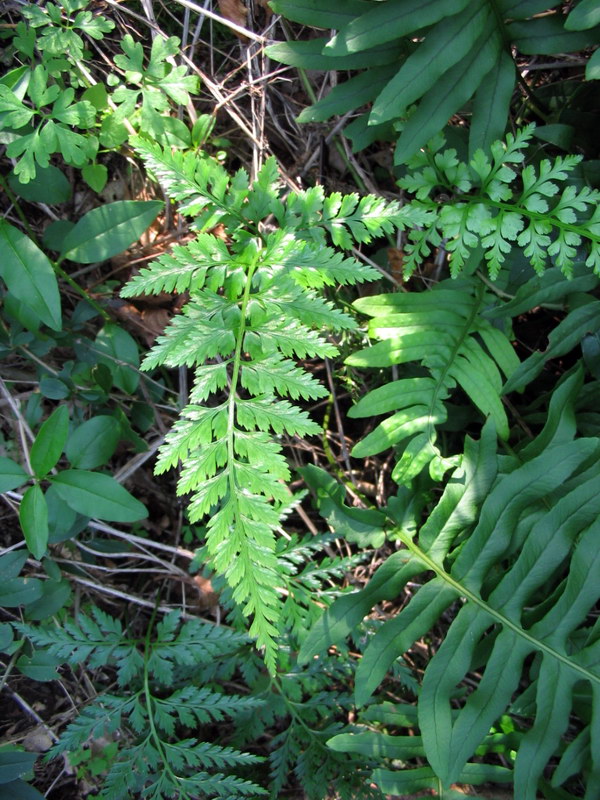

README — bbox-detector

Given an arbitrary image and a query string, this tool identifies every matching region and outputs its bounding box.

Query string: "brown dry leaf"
[255,0,273,21]
[387,247,405,282]
[218,0,248,38]
[193,574,220,610]
[209,222,229,242]
[110,301,171,347]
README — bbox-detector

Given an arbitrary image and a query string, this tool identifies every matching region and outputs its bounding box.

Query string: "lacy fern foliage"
[17,608,264,800]
[399,125,600,278]
[122,140,403,671]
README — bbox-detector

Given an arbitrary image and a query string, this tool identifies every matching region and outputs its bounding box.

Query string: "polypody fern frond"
[301,372,600,798]
[122,141,403,671]
[346,276,519,485]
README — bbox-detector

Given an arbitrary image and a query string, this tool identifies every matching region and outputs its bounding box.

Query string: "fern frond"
[50,696,133,756]
[141,299,236,369]
[346,277,519,484]
[153,686,263,730]
[270,1,597,162]
[123,140,402,671]
[247,317,338,359]
[240,353,329,400]
[41,608,264,800]
[131,135,248,224]
[121,234,229,296]
[398,126,600,278]
[301,385,600,798]
[16,607,144,685]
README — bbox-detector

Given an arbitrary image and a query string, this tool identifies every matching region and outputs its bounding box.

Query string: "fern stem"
[141,603,183,792]
[393,528,600,687]
[226,252,260,496]
[475,270,515,300]
[473,196,600,245]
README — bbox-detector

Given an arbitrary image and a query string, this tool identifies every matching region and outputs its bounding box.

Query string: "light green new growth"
[400,125,600,278]
[122,139,403,671]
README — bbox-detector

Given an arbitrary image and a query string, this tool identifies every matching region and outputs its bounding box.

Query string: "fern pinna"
[121,140,403,671]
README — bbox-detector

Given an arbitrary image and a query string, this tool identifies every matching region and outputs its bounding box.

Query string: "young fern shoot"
[122,140,402,671]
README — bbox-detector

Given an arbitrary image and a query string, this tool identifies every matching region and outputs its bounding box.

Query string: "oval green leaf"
[0,457,29,493]
[0,219,61,330]
[0,623,14,652]
[39,375,71,399]
[94,323,140,394]
[0,551,28,580]
[30,404,69,478]
[66,415,121,469]
[50,469,147,522]
[16,650,61,682]
[8,165,71,204]
[0,577,43,607]
[46,484,84,543]
[0,751,38,784]
[0,780,45,799]
[24,579,71,621]
[60,200,163,264]
[19,485,49,560]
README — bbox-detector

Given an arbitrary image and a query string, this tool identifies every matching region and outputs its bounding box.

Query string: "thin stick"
[170,0,266,43]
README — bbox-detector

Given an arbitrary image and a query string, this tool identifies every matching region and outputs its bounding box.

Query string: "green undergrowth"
[1,1,600,798]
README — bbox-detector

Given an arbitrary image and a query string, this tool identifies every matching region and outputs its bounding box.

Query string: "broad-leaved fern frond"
[301,371,600,798]
[345,276,519,485]
[268,0,600,162]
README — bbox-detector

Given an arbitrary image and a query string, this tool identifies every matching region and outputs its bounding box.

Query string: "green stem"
[141,602,185,790]
[226,252,260,501]
[392,527,600,686]
[269,676,323,738]
[54,259,111,321]
[0,172,39,244]
[473,195,600,245]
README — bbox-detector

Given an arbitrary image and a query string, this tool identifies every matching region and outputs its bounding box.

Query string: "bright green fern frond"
[131,135,249,226]
[247,317,338,359]
[123,140,402,671]
[399,126,600,278]
[120,234,229,296]
[240,353,329,401]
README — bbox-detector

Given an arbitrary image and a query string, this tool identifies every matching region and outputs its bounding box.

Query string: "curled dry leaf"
[255,0,273,22]
[218,0,248,39]
[109,299,172,347]
[193,574,220,610]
